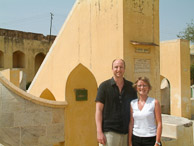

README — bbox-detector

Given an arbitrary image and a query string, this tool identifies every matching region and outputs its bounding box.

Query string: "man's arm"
[95,102,106,145]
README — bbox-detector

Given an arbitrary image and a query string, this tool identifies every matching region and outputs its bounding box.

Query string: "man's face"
[112,59,125,79]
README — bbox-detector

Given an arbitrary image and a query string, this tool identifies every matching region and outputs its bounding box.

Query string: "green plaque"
[75,89,88,101]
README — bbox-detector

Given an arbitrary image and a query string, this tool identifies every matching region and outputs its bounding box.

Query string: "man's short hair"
[112,59,126,69]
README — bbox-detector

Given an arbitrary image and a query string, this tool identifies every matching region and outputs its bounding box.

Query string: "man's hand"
[97,131,106,145]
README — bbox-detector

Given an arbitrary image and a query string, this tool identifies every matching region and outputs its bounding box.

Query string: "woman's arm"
[154,99,162,146]
[129,106,134,146]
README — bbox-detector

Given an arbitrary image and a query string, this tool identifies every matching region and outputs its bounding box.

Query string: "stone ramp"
[0,73,67,146]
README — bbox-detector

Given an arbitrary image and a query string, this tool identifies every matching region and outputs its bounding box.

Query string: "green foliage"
[177,20,194,43]
[191,64,194,85]
[26,81,31,90]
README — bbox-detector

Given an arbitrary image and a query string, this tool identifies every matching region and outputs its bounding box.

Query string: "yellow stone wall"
[29,0,160,102]
[123,0,160,100]
[28,0,160,146]
[28,0,124,100]
[65,64,98,146]
[160,39,191,118]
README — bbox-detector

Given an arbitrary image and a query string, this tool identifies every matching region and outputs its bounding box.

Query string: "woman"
[129,77,162,146]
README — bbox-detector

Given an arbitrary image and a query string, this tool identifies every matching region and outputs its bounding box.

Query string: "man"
[95,59,137,146]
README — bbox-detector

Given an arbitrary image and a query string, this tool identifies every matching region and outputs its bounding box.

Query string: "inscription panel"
[134,59,150,73]
[135,48,150,54]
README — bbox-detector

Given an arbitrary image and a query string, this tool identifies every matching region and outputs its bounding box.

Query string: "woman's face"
[136,80,149,96]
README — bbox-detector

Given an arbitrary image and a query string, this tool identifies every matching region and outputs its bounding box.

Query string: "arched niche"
[35,53,45,74]
[160,76,170,114]
[40,88,56,101]
[13,51,25,68]
[0,51,4,68]
[65,63,98,146]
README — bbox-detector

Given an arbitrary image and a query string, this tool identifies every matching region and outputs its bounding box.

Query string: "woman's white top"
[131,97,156,137]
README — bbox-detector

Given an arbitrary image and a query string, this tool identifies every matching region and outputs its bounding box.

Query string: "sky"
[0,0,194,42]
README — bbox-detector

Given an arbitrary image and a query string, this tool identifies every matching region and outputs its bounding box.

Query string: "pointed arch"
[40,88,56,101]
[65,63,98,146]
[35,53,46,74]
[13,51,25,68]
[160,75,170,114]
[0,51,4,68]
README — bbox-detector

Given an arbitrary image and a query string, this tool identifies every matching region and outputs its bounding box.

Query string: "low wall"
[1,71,194,146]
[162,114,193,146]
[0,73,67,146]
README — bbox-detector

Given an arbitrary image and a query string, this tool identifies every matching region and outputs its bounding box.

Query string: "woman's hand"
[155,141,162,146]
[128,141,132,146]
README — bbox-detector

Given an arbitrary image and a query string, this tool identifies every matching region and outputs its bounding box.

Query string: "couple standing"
[95,59,162,146]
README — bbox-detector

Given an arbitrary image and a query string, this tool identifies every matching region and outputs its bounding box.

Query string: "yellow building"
[0,28,55,89]
[160,39,191,118]
[28,0,160,145]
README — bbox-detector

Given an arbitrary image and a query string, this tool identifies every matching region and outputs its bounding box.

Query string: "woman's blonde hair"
[133,76,152,91]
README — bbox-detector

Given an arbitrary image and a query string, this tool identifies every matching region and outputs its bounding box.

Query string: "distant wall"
[0,28,55,41]
[0,28,55,85]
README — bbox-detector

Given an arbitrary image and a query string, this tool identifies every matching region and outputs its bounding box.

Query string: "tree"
[191,64,194,85]
[177,20,194,43]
